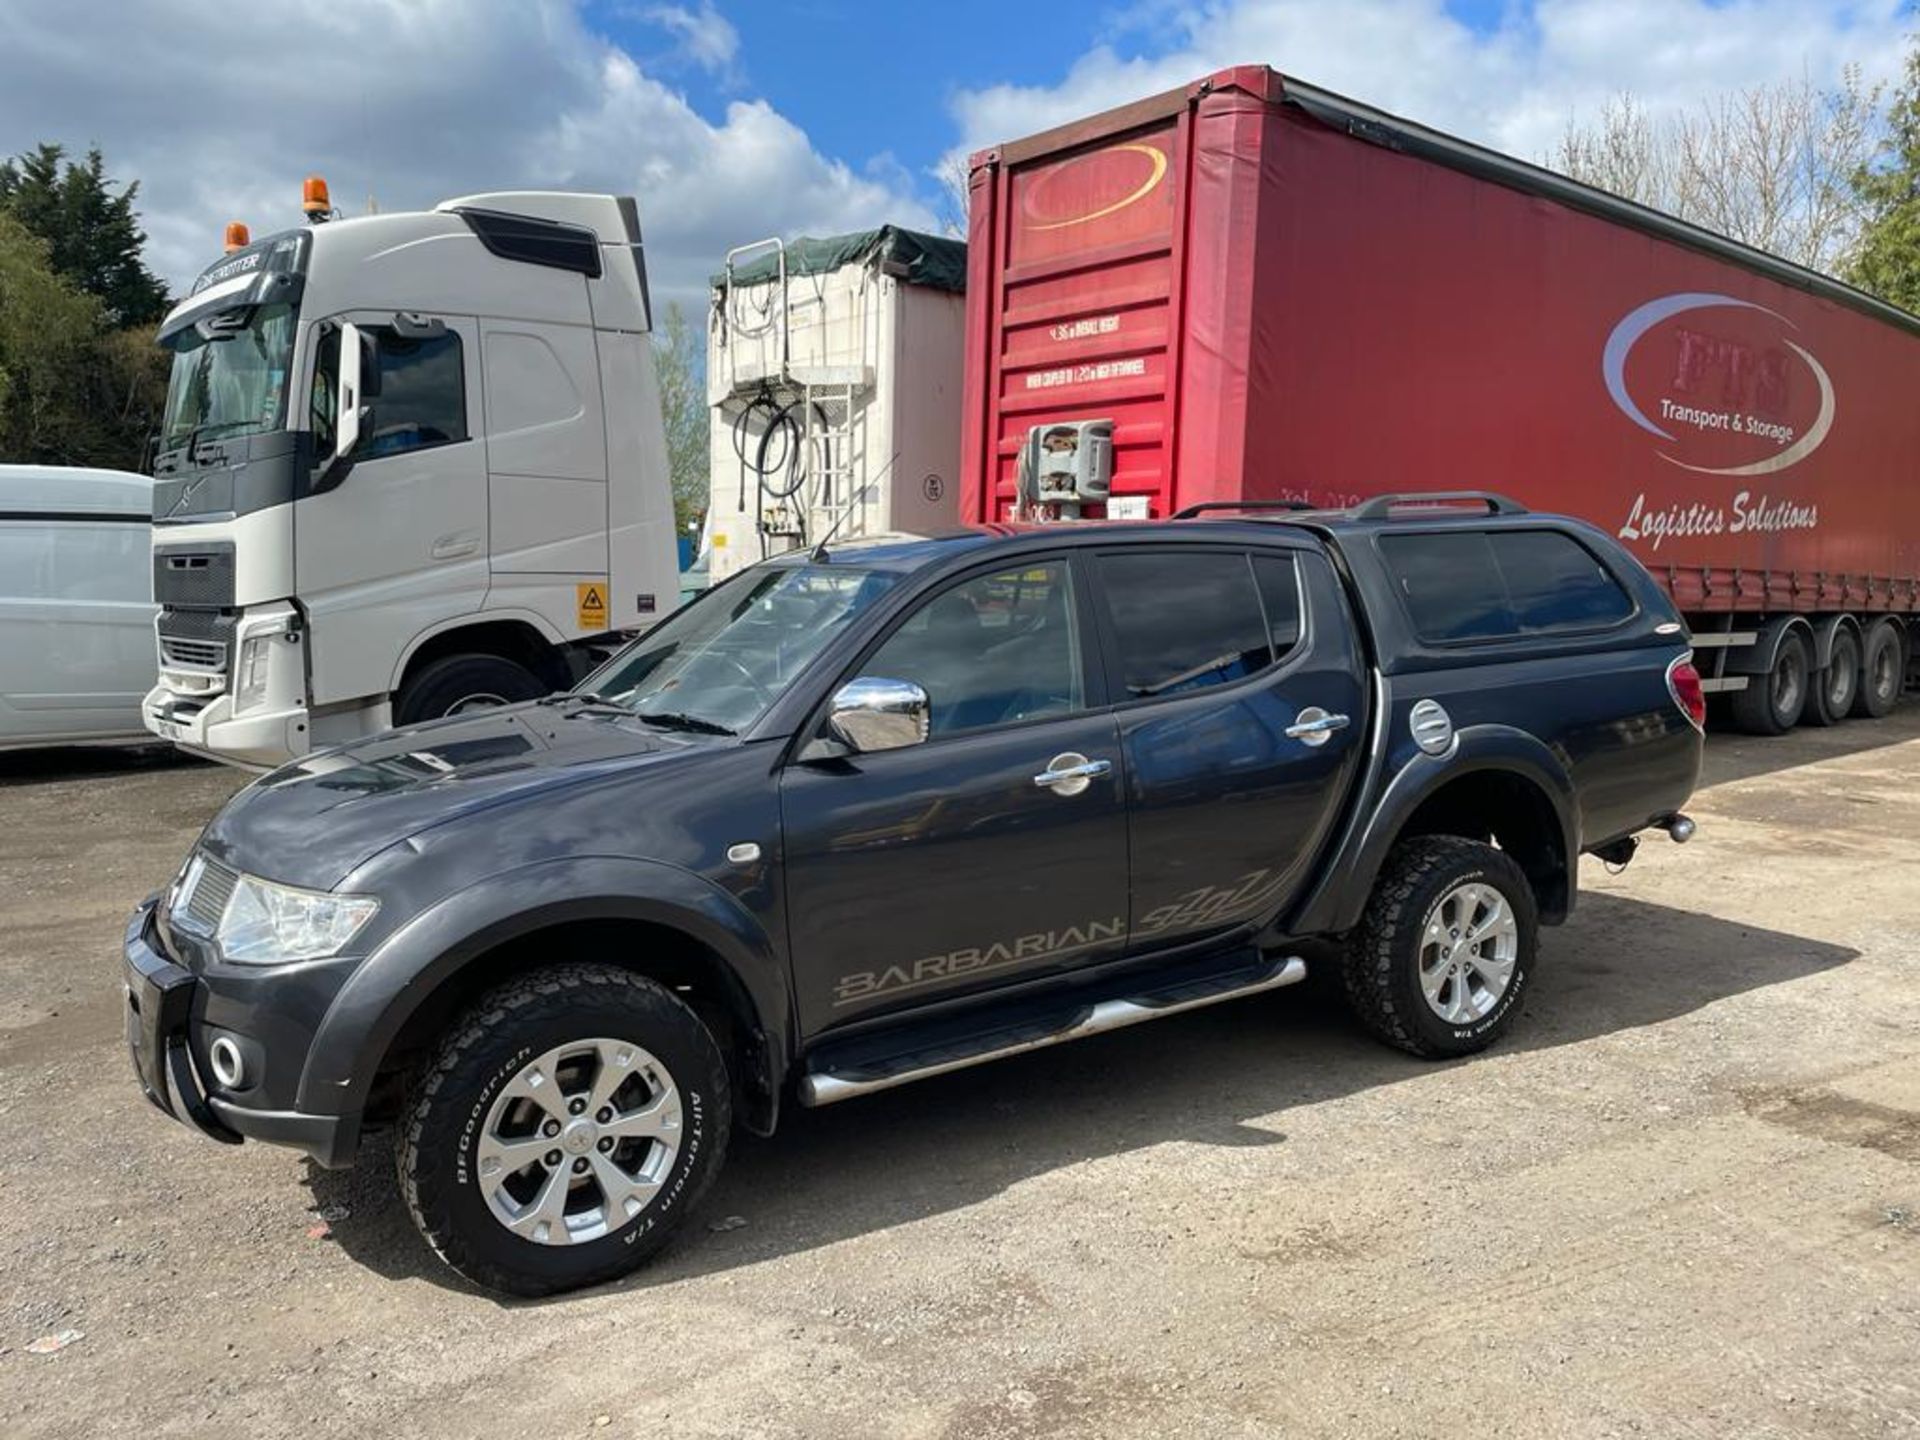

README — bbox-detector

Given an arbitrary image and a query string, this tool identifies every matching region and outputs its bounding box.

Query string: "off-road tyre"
[1804,627,1859,727]
[397,965,731,1297]
[395,653,548,724]
[1730,630,1809,735]
[1851,623,1903,720]
[1341,836,1537,1059]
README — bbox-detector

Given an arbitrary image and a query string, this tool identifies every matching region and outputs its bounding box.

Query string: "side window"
[362,328,467,459]
[308,327,339,455]
[1379,530,1634,642]
[865,561,1084,738]
[1098,551,1273,698]
[1252,553,1303,658]
[1493,532,1635,630]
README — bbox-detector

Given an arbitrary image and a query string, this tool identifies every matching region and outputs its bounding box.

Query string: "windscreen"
[160,302,297,450]
[583,563,900,734]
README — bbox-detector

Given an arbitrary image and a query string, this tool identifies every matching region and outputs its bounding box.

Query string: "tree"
[0,143,171,326]
[652,300,709,537]
[1554,71,1882,276]
[1848,43,1920,309]
[0,213,108,462]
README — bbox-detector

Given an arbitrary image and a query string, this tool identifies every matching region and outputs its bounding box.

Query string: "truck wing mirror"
[827,677,929,753]
[332,322,380,454]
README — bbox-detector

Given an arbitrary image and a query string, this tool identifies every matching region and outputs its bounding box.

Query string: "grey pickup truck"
[125,493,1704,1294]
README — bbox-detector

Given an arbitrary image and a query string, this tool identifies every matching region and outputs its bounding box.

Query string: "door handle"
[1033,753,1112,796]
[1285,707,1351,746]
[431,531,480,560]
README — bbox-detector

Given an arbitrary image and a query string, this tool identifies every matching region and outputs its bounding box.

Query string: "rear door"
[1089,541,1368,946]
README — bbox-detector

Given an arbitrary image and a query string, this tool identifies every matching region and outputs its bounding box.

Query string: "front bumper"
[122,901,357,1167]
[143,685,308,770]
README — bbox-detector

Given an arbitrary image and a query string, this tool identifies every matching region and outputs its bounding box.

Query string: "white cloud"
[644,2,742,82]
[946,0,1911,172]
[0,0,931,311]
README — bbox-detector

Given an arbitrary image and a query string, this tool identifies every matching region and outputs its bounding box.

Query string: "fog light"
[208,1035,246,1089]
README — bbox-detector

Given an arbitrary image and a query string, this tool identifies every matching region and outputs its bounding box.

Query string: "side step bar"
[798,953,1307,1107]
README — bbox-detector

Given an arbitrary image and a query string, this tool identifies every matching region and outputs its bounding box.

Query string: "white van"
[0,465,156,750]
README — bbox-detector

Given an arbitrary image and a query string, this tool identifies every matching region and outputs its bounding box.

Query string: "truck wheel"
[1341,836,1537,1059]
[1851,624,1903,719]
[1729,631,1809,735]
[397,965,731,1297]
[395,653,548,724]
[1805,627,1859,727]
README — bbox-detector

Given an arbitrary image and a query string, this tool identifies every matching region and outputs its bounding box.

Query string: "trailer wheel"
[1340,836,1536,1059]
[1851,624,1903,720]
[1805,627,1859,727]
[397,964,731,1297]
[395,653,549,724]
[1730,631,1809,735]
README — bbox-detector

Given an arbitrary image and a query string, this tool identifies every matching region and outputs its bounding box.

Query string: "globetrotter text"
[1618,490,1819,552]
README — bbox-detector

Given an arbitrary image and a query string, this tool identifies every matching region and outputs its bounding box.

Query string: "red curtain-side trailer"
[959,64,1919,731]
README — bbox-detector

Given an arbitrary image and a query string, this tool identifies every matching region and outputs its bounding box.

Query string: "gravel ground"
[1,717,1918,1439]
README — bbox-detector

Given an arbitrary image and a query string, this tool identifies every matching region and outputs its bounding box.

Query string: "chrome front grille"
[179,856,240,931]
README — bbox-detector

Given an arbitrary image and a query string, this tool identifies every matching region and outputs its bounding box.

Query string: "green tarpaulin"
[712,225,965,294]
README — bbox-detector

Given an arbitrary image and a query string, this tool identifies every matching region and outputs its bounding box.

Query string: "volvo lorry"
[959,65,1920,734]
[145,182,679,768]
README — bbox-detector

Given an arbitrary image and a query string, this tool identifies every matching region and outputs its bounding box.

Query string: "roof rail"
[1348,491,1528,520]
[1172,499,1315,519]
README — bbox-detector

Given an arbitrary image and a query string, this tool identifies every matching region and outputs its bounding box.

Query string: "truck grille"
[153,545,236,609]
[182,857,240,931]
[159,635,226,671]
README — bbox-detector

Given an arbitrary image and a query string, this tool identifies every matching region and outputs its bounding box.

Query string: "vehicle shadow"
[1699,702,1920,789]
[0,742,204,788]
[306,889,1857,1300]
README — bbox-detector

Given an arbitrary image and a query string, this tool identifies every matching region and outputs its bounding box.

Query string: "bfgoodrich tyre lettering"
[397,964,730,1296]
[1340,836,1538,1059]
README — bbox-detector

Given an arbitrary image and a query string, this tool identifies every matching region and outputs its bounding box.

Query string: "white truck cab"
[145,186,678,768]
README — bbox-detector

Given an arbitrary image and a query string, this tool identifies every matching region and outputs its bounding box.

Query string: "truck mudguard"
[295,856,791,1132]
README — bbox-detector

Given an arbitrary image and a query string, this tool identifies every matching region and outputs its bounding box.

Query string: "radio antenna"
[810,449,901,561]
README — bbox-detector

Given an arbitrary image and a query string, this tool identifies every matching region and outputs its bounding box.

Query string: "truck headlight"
[215,874,379,965]
[235,634,274,713]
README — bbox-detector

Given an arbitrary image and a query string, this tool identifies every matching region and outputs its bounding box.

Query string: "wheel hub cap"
[475,1037,682,1247]
[1418,882,1519,1025]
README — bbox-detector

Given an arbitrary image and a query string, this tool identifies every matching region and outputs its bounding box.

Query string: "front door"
[295,311,487,706]
[781,556,1129,1037]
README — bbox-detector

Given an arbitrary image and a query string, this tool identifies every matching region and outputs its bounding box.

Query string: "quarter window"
[1097,551,1279,698]
[865,561,1085,737]
[1379,530,1634,643]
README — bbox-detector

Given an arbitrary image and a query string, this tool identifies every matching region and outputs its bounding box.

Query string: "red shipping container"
[960,65,1920,630]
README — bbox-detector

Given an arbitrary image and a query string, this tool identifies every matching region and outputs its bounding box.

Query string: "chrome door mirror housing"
[827,676,930,753]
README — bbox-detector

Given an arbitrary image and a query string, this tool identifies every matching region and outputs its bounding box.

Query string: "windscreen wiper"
[632,711,736,736]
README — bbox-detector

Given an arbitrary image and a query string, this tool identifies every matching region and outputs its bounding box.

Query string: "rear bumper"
[122,902,358,1167]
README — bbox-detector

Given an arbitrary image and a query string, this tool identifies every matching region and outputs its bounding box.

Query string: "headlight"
[214,873,379,965]
[235,634,273,713]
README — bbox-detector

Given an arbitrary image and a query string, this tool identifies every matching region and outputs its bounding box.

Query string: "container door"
[781,555,1129,1037]
[296,312,487,706]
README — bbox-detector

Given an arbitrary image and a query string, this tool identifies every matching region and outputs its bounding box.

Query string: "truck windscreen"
[161,302,296,449]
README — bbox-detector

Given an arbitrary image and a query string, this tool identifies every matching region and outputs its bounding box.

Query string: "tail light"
[1666,653,1706,732]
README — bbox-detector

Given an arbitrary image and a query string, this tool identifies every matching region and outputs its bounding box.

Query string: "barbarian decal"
[833,917,1126,1007]
[1602,292,1835,478]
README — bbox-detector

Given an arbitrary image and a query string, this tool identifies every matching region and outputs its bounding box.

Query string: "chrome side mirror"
[827,677,929,753]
